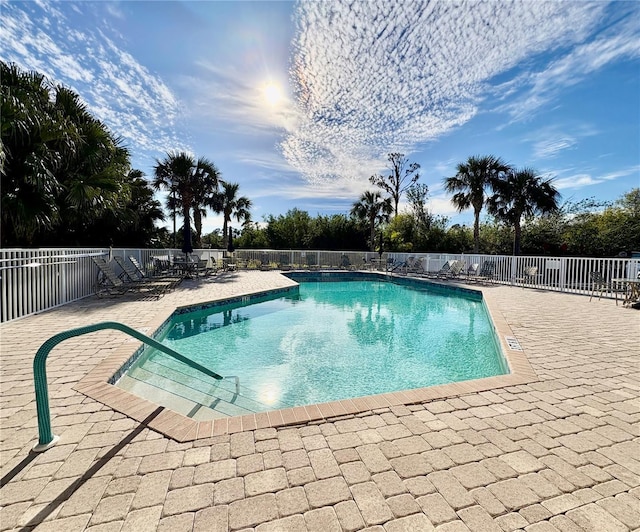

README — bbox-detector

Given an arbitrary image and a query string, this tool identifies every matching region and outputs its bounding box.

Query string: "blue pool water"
[123,280,507,411]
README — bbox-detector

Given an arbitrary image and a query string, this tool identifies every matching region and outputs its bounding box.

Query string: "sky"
[2,0,639,235]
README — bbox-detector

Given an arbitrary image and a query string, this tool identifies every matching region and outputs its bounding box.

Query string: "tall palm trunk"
[222,213,229,249]
[369,217,376,251]
[473,211,481,253]
[172,190,177,249]
[193,209,203,249]
[513,217,522,256]
[182,204,191,249]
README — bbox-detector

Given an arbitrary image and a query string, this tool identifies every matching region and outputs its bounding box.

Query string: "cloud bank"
[283,0,638,182]
[0,1,185,158]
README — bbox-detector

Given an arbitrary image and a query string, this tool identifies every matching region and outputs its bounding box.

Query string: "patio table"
[222,257,237,272]
[172,259,198,278]
[612,278,640,306]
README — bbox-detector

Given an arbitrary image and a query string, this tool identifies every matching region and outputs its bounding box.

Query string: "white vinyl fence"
[1,247,638,323]
[0,248,221,323]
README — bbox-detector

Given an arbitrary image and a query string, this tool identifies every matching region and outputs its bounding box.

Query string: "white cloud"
[284,0,612,182]
[533,137,578,159]
[497,10,640,122]
[0,2,185,159]
[524,123,599,159]
[2,0,637,218]
[427,195,460,218]
[553,165,640,190]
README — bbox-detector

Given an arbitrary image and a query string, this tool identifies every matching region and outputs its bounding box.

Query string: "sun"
[262,82,282,106]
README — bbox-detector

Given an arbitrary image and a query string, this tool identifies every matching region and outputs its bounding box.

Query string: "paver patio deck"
[1,270,638,532]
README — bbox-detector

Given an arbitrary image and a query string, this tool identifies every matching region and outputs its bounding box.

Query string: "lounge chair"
[387,260,407,273]
[465,263,480,281]
[259,253,271,271]
[117,256,182,288]
[152,256,173,276]
[440,260,465,279]
[474,261,496,284]
[92,257,169,298]
[425,260,454,278]
[406,256,425,275]
[222,255,238,272]
[340,254,353,270]
[278,253,292,271]
[205,257,220,275]
[190,254,218,277]
[390,259,408,274]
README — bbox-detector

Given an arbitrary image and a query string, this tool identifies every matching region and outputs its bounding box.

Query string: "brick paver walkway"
[1,271,638,531]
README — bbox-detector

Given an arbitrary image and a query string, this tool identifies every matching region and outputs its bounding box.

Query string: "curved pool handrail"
[33,321,223,452]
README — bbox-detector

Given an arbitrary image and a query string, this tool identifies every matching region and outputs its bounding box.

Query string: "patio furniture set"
[589,270,640,307]
[92,254,221,298]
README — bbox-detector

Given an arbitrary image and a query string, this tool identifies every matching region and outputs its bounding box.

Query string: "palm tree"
[1,62,70,244]
[54,87,131,239]
[351,191,393,251]
[191,157,221,248]
[153,152,219,249]
[1,62,132,245]
[214,181,252,248]
[443,155,511,253]
[487,167,560,255]
[121,169,166,246]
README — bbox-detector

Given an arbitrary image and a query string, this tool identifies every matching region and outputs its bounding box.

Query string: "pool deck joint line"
[1,269,638,532]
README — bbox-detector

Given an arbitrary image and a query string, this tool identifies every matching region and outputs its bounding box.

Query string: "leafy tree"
[487,168,560,255]
[406,183,432,228]
[115,169,166,247]
[443,155,511,253]
[0,61,149,246]
[351,191,393,251]
[370,153,420,217]
[308,214,365,250]
[442,224,474,253]
[617,188,640,217]
[68,169,165,247]
[213,181,252,248]
[235,222,270,249]
[477,219,512,255]
[384,214,416,252]
[1,61,65,244]
[264,208,313,249]
[202,228,223,249]
[191,161,221,248]
[577,189,640,256]
[53,87,131,242]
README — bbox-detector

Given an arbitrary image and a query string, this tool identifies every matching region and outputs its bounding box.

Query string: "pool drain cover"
[505,336,523,351]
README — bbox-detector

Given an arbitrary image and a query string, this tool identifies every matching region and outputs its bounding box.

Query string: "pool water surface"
[119,280,507,414]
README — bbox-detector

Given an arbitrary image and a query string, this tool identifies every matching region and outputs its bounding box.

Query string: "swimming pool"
[115,277,508,419]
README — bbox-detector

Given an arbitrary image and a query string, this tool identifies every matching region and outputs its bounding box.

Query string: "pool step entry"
[118,354,291,419]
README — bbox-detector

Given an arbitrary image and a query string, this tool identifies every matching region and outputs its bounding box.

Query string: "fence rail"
[1,247,638,323]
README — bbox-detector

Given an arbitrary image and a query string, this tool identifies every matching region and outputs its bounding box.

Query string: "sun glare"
[259,383,281,405]
[263,82,282,106]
